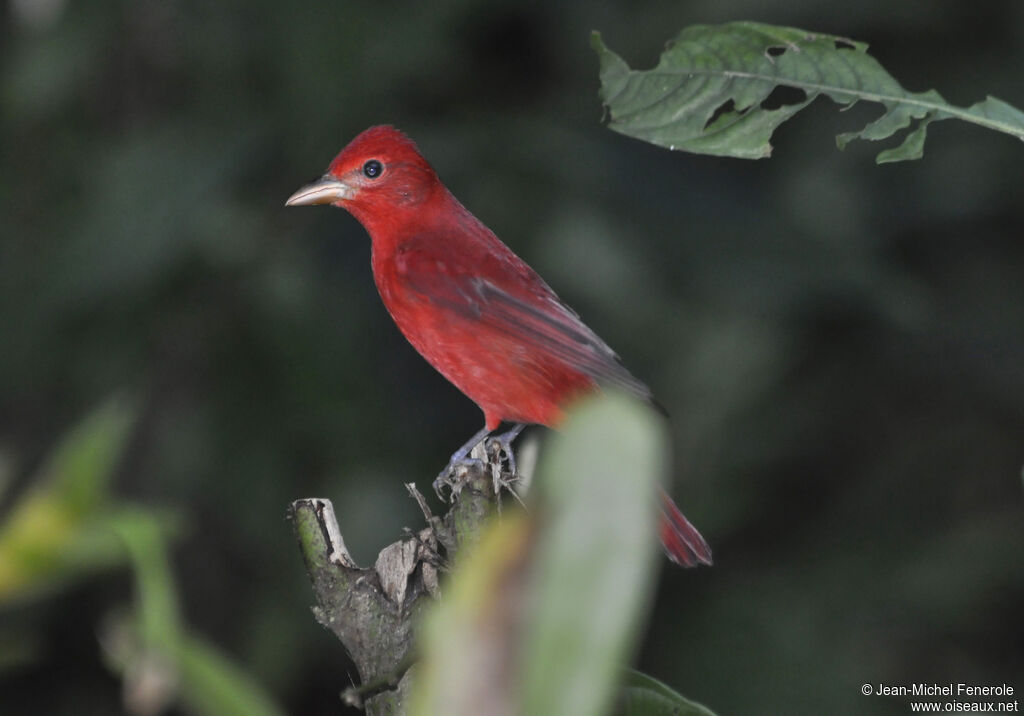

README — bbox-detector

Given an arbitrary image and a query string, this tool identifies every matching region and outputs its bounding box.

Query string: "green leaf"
[109,510,183,657]
[106,510,286,716]
[171,632,287,716]
[520,393,667,716]
[411,512,534,716]
[618,669,718,716]
[592,23,1024,163]
[39,395,136,514]
[412,393,669,716]
[0,397,137,601]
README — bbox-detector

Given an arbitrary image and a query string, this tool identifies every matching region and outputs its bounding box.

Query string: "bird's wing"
[394,237,651,400]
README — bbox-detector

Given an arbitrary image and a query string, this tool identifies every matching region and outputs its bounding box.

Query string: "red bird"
[286,126,711,567]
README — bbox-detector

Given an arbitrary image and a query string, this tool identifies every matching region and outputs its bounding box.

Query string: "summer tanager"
[286,125,711,567]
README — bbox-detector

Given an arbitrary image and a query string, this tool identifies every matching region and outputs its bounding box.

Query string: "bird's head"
[285,125,440,227]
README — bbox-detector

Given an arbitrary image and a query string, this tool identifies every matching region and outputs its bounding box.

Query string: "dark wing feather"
[396,237,651,401]
[472,279,651,400]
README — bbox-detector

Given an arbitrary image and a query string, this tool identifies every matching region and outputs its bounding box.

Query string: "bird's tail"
[658,488,713,568]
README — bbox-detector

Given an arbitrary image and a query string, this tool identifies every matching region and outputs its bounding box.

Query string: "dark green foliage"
[593,23,1024,162]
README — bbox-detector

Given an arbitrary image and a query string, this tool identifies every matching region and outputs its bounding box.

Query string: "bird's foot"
[432,456,485,502]
[432,423,527,504]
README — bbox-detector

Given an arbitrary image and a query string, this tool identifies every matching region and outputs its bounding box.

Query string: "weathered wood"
[289,442,506,715]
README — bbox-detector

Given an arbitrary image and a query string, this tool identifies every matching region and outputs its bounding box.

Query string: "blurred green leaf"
[170,633,287,716]
[592,23,1024,162]
[0,397,136,600]
[413,393,671,716]
[36,395,135,512]
[618,669,717,716]
[110,510,183,658]
[521,393,666,716]
[106,510,286,716]
[411,512,533,716]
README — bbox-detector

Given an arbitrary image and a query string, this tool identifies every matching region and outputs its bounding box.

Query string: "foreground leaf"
[413,393,672,716]
[520,393,667,716]
[618,669,717,716]
[411,513,533,715]
[592,23,1024,163]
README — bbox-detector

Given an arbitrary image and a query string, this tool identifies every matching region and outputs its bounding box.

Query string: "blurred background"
[1,1,1022,714]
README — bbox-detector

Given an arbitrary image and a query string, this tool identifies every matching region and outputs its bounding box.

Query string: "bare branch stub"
[289,448,508,714]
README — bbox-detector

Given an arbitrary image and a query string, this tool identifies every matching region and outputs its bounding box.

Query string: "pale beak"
[285,176,354,206]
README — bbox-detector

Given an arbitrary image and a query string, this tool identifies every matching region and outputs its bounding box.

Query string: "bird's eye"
[362,160,383,179]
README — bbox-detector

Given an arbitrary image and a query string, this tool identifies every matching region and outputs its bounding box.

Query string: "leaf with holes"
[592,23,1024,163]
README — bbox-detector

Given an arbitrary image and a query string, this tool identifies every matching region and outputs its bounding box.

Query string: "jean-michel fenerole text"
[877,684,1015,698]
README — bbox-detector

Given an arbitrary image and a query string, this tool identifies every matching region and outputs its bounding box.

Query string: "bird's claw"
[433,424,526,504]
[431,446,521,504]
[432,457,485,502]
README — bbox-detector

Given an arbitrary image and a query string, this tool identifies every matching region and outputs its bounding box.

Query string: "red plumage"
[287,125,711,567]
